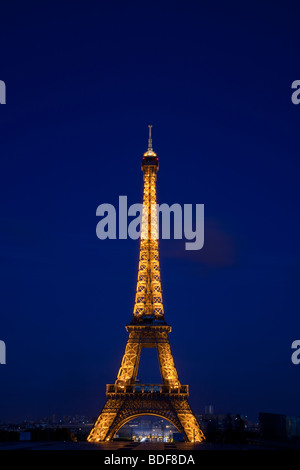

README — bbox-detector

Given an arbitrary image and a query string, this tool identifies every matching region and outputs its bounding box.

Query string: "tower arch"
[110,412,182,440]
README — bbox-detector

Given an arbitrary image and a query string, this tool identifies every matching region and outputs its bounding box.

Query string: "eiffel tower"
[88,127,205,443]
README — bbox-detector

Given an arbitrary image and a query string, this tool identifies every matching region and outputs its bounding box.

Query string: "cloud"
[161,220,237,268]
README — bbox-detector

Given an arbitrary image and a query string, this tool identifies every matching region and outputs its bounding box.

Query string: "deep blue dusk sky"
[0,1,300,423]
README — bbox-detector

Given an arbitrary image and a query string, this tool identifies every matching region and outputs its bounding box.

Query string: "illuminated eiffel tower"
[88,127,205,443]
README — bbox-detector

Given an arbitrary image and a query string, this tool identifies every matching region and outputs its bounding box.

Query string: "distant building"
[204,405,214,415]
[197,412,247,443]
[259,412,300,441]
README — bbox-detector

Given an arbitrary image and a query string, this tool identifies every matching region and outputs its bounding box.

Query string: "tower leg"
[157,341,180,388]
[115,341,141,385]
[87,397,125,442]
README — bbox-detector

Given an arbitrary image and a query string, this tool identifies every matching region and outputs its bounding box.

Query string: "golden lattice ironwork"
[88,127,205,443]
[133,165,163,319]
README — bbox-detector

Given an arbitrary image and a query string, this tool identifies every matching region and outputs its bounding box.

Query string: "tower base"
[87,385,205,442]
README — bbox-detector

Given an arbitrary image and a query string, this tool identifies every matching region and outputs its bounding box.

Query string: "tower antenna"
[148,124,153,150]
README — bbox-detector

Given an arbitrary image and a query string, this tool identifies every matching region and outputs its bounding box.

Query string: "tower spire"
[144,125,157,157]
[148,124,153,150]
